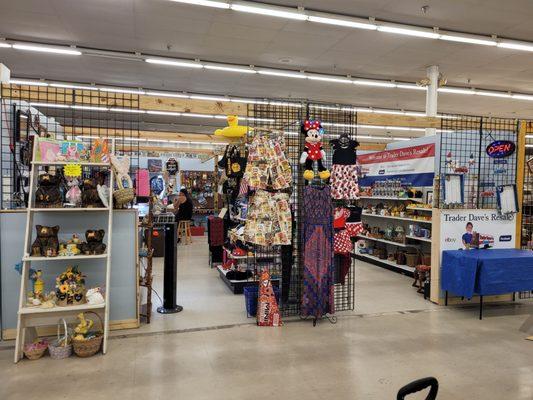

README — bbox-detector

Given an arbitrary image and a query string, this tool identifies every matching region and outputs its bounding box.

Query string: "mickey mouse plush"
[300,119,330,181]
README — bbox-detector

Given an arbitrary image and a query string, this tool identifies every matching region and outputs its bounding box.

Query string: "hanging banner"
[440,209,516,252]
[358,143,435,187]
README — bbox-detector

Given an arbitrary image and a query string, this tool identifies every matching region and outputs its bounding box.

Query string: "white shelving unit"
[358,195,424,203]
[354,252,415,273]
[356,234,413,248]
[14,139,115,363]
[361,212,432,224]
[405,235,432,243]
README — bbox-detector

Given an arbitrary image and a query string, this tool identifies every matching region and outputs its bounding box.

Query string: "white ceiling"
[1,0,533,129]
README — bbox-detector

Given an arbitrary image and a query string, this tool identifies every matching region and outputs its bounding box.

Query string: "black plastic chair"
[397,377,439,400]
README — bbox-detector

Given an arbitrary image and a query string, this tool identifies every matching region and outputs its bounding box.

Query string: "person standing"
[173,189,194,222]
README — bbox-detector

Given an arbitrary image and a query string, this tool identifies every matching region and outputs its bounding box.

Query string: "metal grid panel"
[246,101,303,317]
[307,103,357,313]
[0,84,140,209]
[439,115,518,209]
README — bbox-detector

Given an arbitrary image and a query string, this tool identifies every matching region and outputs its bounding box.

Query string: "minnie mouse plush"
[300,119,330,181]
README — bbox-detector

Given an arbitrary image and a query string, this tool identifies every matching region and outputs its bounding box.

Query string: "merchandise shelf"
[405,235,432,243]
[361,212,432,224]
[19,302,105,315]
[358,196,424,203]
[356,234,412,248]
[23,253,108,262]
[354,252,415,273]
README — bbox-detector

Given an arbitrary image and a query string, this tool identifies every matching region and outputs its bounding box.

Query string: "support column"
[425,65,439,137]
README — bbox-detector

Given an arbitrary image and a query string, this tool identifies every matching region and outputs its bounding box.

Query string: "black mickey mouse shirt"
[330,138,358,165]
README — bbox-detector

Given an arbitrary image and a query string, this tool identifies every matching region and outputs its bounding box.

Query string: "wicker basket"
[72,311,104,358]
[113,188,134,208]
[24,340,48,360]
[48,318,72,360]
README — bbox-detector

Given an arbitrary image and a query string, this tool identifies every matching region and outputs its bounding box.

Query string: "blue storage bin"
[243,285,280,318]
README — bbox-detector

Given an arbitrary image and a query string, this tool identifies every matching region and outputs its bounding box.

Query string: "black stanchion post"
[157,222,183,314]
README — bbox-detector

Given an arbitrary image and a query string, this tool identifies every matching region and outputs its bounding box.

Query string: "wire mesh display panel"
[307,103,357,313]
[0,84,140,209]
[520,137,533,300]
[439,115,518,209]
[246,101,303,317]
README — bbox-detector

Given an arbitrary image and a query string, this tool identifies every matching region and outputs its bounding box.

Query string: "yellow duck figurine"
[214,115,248,138]
[74,312,94,340]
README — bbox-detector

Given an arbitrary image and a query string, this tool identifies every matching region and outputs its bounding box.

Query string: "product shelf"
[19,302,105,315]
[405,235,432,243]
[354,252,415,274]
[32,161,109,167]
[29,207,110,212]
[23,253,108,262]
[361,212,432,224]
[358,196,424,203]
[356,234,412,248]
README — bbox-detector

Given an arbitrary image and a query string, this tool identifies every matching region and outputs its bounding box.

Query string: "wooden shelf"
[19,302,105,315]
[358,196,424,203]
[406,207,433,212]
[23,253,107,262]
[405,235,432,243]
[356,234,413,248]
[32,161,109,167]
[362,212,432,224]
[30,207,110,212]
[354,252,415,273]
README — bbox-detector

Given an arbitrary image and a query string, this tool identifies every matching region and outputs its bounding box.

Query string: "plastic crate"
[243,285,280,318]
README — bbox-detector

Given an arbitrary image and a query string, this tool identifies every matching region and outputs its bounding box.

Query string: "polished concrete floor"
[1,237,532,399]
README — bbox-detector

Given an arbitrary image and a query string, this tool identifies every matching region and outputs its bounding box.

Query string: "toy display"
[31,225,60,257]
[300,120,330,181]
[72,312,104,357]
[80,229,107,255]
[81,178,104,208]
[90,138,110,163]
[214,115,248,138]
[65,177,82,206]
[55,266,86,306]
[86,287,105,305]
[35,173,62,208]
[30,269,45,297]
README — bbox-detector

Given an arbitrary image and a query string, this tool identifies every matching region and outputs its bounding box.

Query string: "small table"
[441,249,533,319]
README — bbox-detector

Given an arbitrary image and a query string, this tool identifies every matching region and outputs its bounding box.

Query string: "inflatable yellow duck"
[214,115,248,138]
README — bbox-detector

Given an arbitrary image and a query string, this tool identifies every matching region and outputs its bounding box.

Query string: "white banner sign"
[440,209,516,252]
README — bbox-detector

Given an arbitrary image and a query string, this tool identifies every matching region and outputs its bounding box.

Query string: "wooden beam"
[140,95,246,116]
[358,113,440,128]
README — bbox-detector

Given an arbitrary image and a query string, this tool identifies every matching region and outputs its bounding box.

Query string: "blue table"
[441,249,533,319]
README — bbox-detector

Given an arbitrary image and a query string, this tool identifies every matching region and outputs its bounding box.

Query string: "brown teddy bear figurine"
[35,174,62,208]
[31,225,60,257]
[81,229,106,255]
[81,178,104,208]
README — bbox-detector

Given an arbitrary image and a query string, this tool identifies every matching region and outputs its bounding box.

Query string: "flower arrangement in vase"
[55,266,86,307]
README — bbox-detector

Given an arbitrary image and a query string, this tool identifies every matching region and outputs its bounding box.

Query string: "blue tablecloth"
[441,249,533,298]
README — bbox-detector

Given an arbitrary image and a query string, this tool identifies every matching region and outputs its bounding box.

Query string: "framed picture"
[527,156,533,174]
[426,191,434,206]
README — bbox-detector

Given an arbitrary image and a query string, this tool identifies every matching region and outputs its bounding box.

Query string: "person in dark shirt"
[173,189,194,222]
[462,222,474,248]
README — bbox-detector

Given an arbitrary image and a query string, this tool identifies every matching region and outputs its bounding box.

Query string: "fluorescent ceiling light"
[145,58,203,68]
[438,87,475,95]
[476,91,512,98]
[10,79,48,86]
[71,105,109,111]
[182,113,215,118]
[168,0,229,9]
[308,75,352,84]
[354,80,396,88]
[231,98,269,104]
[146,110,182,116]
[100,87,146,95]
[204,65,256,74]
[145,91,190,98]
[353,107,373,113]
[245,117,275,122]
[258,70,306,79]
[377,26,439,39]
[0,42,11,48]
[396,84,426,91]
[109,108,147,113]
[439,34,496,46]
[512,94,533,101]
[497,42,533,52]
[50,83,98,90]
[268,101,302,107]
[30,102,69,109]
[230,4,307,20]
[12,43,81,55]
[307,15,376,30]
[190,95,229,101]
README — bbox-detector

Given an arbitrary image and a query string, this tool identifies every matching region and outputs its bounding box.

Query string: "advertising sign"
[440,209,516,252]
[358,143,435,187]
[486,140,515,158]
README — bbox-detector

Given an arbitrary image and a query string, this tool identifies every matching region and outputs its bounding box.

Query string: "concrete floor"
[2,237,533,399]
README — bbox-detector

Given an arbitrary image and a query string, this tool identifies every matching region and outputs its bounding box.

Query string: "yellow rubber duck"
[214,115,248,138]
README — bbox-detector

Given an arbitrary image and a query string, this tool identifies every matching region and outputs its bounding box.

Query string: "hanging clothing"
[345,205,364,237]
[301,185,335,318]
[244,135,292,190]
[330,137,360,200]
[334,254,351,285]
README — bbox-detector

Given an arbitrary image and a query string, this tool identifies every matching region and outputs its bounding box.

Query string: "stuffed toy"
[35,173,62,208]
[86,287,105,305]
[74,313,94,339]
[65,177,82,206]
[81,178,104,208]
[300,120,330,181]
[214,115,248,138]
[81,229,106,255]
[31,225,60,257]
